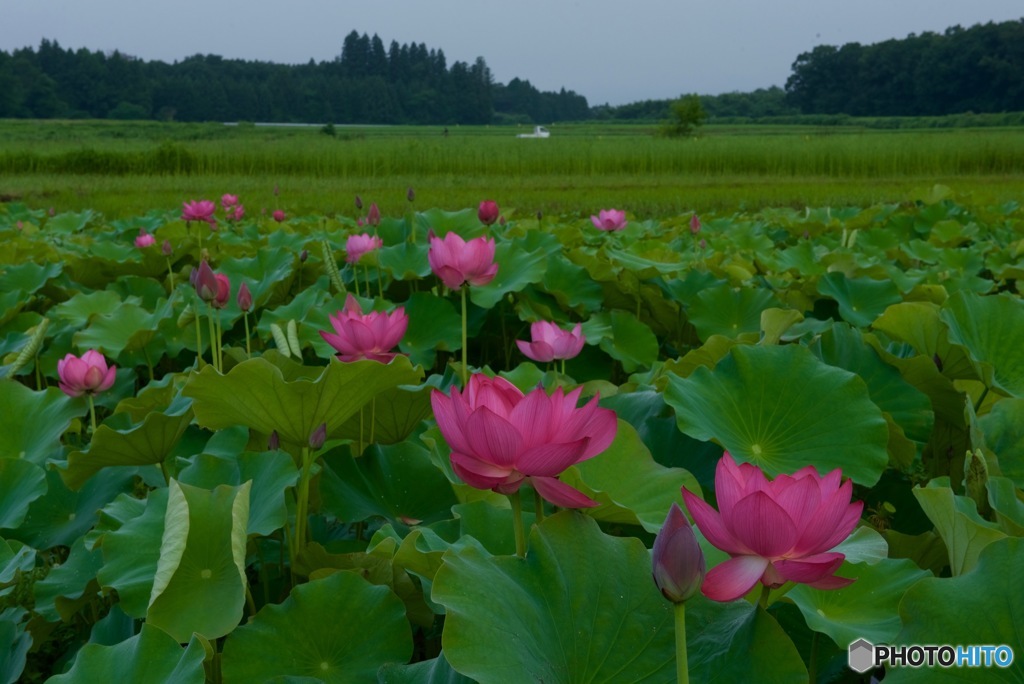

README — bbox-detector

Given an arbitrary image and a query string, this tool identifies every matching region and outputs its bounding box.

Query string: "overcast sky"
[2,1,1021,106]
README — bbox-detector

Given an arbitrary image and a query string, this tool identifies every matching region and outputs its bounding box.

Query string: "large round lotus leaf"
[0,460,46,530]
[32,537,104,623]
[542,254,604,311]
[378,240,432,281]
[581,309,659,372]
[432,511,675,683]
[0,384,81,465]
[378,652,474,684]
[941,290,1024,397]
[872,301,977,381]
[687,283,781,341]
[399,292,462,368]
[0,610,31,684]
[470,233,558,309]
[665,344,889,485]
[183,356,422,447]
[220,570,412,683]
[816,272,902,328]
[887,537,1023,683]
[979,398,1024,488]
[912,479,1006,576]
[787,557,931,648]
[97,489,168,618]
[46,624,206,684]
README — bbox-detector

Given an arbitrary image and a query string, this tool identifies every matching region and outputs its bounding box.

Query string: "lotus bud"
[268,430,280,451]
[407,187,415,202]
[194,260,219,302]
[272,210,286,223]
[162,239,173,256]
[478,200,499,226]
[933,354,944,372]
[690,214,702,235]
[367,203,381,227]
[237,282,252,312]
[652,503,705,603]
[355,195,363,210]
[309,422,327,450]
[965,448,992,518]
[300,249,308,263]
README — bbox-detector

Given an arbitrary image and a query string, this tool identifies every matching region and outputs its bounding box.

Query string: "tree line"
[0,32,589,125]
[0,19,1021,124]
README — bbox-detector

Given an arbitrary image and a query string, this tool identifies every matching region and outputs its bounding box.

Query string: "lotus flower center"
[200,569,212,579]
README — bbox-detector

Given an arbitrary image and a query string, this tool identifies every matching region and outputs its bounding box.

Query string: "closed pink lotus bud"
[309,422,327,450]
[182,200,216,224]
[367,203,381,227]
[319,294,408,363]
[427,230,499,290]
[193,260,219,302]
[272,210,286,223]
[345,233,384,264]
[212,273,231,309]
[162,239,173,256]
[478,200,499,226]
[268,430,280,450]
[652,503,705,603]
[407,187,415,202]
[689,214,701,235]
[300,249,308,262]
[590,209,628,231]
[57,350,117,398]
[355,195,363,210]
[430,374,617,507]
[237,282,253,311]
[516,321,585,363]
[221,194,239,209]
[681,453,863,602]
[134,230,156,248]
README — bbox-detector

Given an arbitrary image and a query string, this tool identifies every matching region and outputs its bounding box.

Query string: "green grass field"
[1,119,1022,219]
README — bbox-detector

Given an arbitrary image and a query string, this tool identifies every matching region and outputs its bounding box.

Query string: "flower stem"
[207,304,219,372]
[759,584,771,610]
[194,304,205,369]
[674,602,689,684]
[294,446,314,561]
[460,286,469,387]
[808,630,819,684]
[370,397,376,445]
[510,490,526,558]
[215,309,224,371]
[87,394,97,434]
[165,257,175,290]
[534,490,545,524]
[243,312,251,358]
[363,263,371,301]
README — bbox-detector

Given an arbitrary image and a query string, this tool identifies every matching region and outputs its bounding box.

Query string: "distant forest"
[0,19,1021,124]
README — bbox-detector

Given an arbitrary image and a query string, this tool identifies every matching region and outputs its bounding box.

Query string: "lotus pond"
[0,188,1022,683]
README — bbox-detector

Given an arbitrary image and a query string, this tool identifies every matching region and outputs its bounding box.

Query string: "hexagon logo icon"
[848,638,875,674]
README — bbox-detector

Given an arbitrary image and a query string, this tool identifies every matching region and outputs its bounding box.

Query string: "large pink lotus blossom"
[221,194,239,209]
[427,230,499,289]
[478,200,499,226]
[58,350,116,398]
[319,293,407,363]
[345,233,384,264]
[182,200,216,224]
[681,453,863,603]
[590,209,628,231]
[516,321,585,363]
[430,374,617,508]
[134,230,156,248]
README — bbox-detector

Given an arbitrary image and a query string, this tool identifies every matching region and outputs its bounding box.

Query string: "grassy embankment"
[1,119,1022,219]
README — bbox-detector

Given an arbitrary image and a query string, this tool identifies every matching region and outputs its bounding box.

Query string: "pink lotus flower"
[478,200,499,226]
[221,194,239,209]
[319,294,408,363]
[272,210,286,223]
[430,374,617,508]
[681,453,863,603]
[58,350,117,398]
[212,273,231,309]
[427,230,499,289]
[227,204,245,222]
[516,322,585,363]
[590,209,628,231]
[134,230,156,248]
[652,502,706,603]
[345,233,384,264]
[182,200,216,224]
[690,213,701,235]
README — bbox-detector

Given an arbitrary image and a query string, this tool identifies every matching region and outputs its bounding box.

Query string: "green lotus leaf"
[0,609,31,684]
[220,570,412,683]
[541,254,604,311]
[378,652,474,684]
[219,247,296,310]
[0,539,34,586]
[399,292,462,368]
[319,439,458,526]
[787,557,931,647]
[32,536,104,623]
[887,537,1023,684]
[872,301,977,381]
[183,355,422,447]
[96,489,168,618]
[581,309,659,372]
[416,208,483,239]
[816,271,902,328]
[0,460,46,530]
[146,480,250,643]
[9,468,134,550]
[378,241,432,281]
[666,344,890,485]
[687,283,781,341]
[0,261,62,295]
[560,419,701,532]
[432,511,675,683]
[62,395,193,490]
[177,450,297,537]
[333,383,433,446]
[72,297,173,360]
[47,624,206,684]
[941,290,1024,397]
[0,384,81,465]
[44,210,96,235]
[987,476,1024,536]
[913,479,1007,576]
[50,290,124,327]
[470,235,554,309]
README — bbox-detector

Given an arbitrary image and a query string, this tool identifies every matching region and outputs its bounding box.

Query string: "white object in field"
[516,126,550,138]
